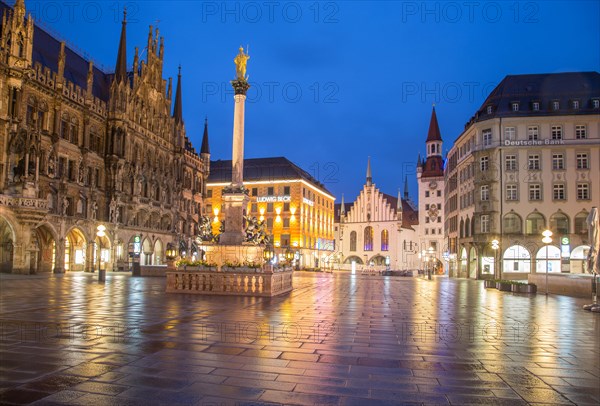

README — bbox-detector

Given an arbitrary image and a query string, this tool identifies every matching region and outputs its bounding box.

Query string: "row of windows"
[487,99,600,114]
[503,211,588,235]
[349,228,389,252]
[503,153,590,171]
[482,124,589,148]
[425,217,442,224]
[424,190,442,197]
[476,182,592,202]
[424,228,442,235]
[478,210,589,235]
[481,153,591,172]
[250,186,292,196]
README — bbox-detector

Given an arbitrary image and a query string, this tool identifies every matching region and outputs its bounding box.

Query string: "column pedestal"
[219,190,249,245]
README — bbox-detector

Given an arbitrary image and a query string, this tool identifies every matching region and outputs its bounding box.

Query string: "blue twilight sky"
[23,0,599,202]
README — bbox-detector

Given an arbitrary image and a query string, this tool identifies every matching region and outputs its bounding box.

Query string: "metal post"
[545,244,549,295]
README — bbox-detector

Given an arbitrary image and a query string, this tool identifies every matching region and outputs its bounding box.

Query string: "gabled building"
[334,158,419,271]
[0,0,209,273]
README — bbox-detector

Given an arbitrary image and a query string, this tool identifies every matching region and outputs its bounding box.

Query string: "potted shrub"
[516,283,537,294]
[484,279,496,288]
[497,280,512,292]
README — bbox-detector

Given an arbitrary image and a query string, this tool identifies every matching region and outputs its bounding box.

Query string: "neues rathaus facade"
[0,0,210,274]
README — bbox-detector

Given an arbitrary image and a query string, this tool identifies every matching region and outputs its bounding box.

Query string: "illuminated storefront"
[205,158,335,268]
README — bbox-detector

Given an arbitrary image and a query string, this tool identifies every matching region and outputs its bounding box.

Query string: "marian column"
[220,47,251,245]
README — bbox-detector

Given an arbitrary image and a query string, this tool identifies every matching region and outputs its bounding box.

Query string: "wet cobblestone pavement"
[0,272,598,405]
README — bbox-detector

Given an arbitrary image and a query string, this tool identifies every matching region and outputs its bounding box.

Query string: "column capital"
[231,79,250,96]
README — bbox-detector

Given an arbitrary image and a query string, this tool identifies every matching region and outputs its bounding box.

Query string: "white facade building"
[334,159,419,271]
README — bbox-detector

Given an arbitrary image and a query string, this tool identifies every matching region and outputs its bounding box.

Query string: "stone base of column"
[220,190,249,245]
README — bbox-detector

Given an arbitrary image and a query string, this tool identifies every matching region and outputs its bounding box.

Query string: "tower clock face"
[429,181,437,190]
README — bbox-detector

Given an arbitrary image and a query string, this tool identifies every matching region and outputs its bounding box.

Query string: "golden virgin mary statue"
[234,46,250,81]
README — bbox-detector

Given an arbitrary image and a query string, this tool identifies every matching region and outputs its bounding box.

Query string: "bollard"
[99,269,106,282]
[428,269,432,280]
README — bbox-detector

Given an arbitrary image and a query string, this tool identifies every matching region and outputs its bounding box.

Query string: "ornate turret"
[366,156,372,187]
[1,0,34,78]
[404,175,409,200]
[339,194,346,223]
[420,106,444,178]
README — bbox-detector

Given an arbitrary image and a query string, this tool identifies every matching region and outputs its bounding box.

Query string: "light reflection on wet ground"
[0,271,598,405]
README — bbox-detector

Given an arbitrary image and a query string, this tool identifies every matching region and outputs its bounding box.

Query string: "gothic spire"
[397,188,402,211]
[201,117,210,154]
[404,175,409,200]
[340,194,345,215]
[114,8,127,84]
[426,105,442,142]
[366,156,372,187]
[173,65,183,124]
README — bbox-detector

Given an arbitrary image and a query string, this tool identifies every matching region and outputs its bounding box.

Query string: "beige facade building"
[0,0,209,274]
[334,158,419,271]
[445,72,600,279]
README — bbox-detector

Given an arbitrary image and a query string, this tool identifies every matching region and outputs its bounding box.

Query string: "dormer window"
[512,103,519,112]
[532,102,540,111]
[572,100,580,109]
[552,101,560,110]
[486,106,493,114]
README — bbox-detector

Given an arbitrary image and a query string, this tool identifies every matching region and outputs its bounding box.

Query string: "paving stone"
[0,388,52,404]
[21,374,87,393]
[29,389,87,404]
[71,381,130,395]
[0,272,598,405]
[259,389,340,405]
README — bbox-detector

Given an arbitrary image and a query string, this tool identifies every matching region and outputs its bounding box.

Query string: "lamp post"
[542,229,553,295]
[263,244,275,271]
[96,224,106,282]
[427,247,434,280]
[284,247,294,270]
[165,242,177,271]
[491,239,499,279]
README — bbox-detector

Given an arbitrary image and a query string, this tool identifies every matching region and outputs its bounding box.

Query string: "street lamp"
[284,247,294,264]
[263,244,275,263]
[96,224,106,282]
[427,247,434,279]
[165,243,177,260]
[491,239,500,279]
[542,229,553,295]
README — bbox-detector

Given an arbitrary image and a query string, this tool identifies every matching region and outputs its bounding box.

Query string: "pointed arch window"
[381,230,389,251]
[349,231,357,252]
[364,227,373,251]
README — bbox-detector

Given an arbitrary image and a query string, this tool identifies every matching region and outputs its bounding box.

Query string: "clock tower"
[416,106,446,274]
